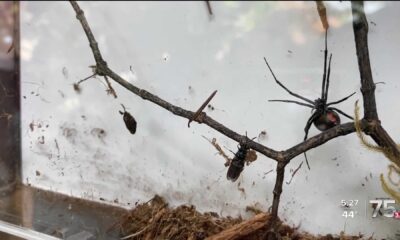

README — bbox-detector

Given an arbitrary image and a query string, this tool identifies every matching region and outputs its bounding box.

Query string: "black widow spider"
[263,30,355,169]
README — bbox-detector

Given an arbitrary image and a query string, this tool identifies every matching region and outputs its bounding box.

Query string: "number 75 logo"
[370,199,398,218]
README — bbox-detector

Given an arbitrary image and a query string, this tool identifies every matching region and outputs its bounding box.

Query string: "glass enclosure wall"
[0,1,399,239]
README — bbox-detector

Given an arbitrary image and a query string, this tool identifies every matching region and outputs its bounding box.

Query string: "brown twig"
[316,1,329,30]
[286,161,303,185]
[104,75,117,98]
[351,1,400,160]
[77,73,96,85]
[69,1,399,235]
[69,1,361,164]
[120,225,149,239]
[351,2,377,121]
[70,1,106,67]
[188,90,217,127]
[205,213,270,240]
[68,3,366,229]
[205,1,213,17]
[202,136,231,166]
[267,161,286,233]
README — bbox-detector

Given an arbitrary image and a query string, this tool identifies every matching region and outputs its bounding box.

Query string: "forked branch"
[69,1,363,165]
[69,1,399,236]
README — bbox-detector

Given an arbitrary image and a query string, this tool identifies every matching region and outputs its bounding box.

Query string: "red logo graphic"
[394,211,400,219]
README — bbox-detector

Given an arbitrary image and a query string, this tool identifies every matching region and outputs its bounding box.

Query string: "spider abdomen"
[226,157,245,182]
[313,110,340,131]
[227,146,248,182]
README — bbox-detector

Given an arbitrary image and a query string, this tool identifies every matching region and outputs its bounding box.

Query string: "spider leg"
[303,112,320,170]
[243,132,257,142]
[268,99,314,108]
[223,146,236,155]
[327,92,356,106]
[324,54,332,101]
[321,30,328,100]
[328,107,354,120]
[264,57,314,104]
[304,112,319,141]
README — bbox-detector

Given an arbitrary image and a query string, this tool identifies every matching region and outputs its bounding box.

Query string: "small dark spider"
[226,142,249,182]
[227,135,256,182]
[264,30,355,169]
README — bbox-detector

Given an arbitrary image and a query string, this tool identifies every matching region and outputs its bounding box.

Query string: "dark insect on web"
[119,104,137,135]
[264,30,355,170]
[227,136,256,182]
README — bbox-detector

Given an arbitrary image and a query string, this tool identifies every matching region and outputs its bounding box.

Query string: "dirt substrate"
[111,195,366,240]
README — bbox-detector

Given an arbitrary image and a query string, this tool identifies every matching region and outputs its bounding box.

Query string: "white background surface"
[21,1,400,237]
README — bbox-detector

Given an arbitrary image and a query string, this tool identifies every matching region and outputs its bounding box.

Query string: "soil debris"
[113,195,364,240]
[116,195,240,240]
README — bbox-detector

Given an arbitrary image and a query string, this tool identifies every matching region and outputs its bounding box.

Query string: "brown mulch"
[109,195,367,240]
